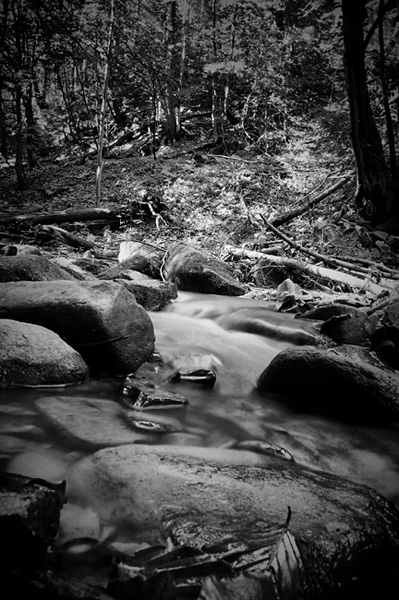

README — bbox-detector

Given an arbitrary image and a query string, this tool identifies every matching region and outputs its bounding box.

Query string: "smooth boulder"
[0,319,89,386]
[0,280,155,375]
[257,346,399,421]
[70,444,399,598]
[163,242,246,295]
[0,255,76,282]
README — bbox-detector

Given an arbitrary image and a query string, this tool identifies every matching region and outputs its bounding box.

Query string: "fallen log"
[0,207,122,226]
[225,246,392,295]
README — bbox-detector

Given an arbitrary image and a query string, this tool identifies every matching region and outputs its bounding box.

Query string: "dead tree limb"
[0,208,122,226]
[259,214,375,277]
[270,175,352,227]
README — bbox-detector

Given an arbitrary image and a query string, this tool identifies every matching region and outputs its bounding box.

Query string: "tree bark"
[341,0,396,228]
[96,0,115,207]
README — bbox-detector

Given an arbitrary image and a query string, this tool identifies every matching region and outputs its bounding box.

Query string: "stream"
[1,292,399,549]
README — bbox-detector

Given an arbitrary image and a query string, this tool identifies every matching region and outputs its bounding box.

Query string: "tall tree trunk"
[342,0,396,228]
[95,0,115,207]
[378,0,399,199]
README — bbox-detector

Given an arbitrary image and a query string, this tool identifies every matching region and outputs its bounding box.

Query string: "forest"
[0,0,398,239]
[3,3,399,600]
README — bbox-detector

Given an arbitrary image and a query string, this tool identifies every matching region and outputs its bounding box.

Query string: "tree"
[342,0,399,229]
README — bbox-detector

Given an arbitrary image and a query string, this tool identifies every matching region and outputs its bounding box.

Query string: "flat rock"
[257,346,399,421]
[163,242,246,295]
[0,255,76,282]
[71,444,399,598]
[34,396,156,449]
[0,280,155,375]
[0,319,89,386]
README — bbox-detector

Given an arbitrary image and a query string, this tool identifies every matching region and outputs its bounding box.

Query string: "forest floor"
[1,117,399,296]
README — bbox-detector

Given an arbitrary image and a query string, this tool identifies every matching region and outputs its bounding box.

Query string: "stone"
[70,444,399,598]
[319,310,377,347]
[256,346,399,421]
[35,396,156,449]
[0,319,89,386]
[0,280,155,375]
[118,240,165,279]
[0,472,64,571]
[118,274,178,311]
[163,242,246,295]
[0,255,76,282]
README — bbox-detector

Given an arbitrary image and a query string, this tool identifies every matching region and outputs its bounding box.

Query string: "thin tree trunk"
[95,0,115,207]
[15,84,25,188]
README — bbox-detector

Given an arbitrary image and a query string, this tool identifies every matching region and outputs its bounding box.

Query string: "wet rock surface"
[70,444,399,598]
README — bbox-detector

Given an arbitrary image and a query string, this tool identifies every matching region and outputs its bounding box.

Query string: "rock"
[299,303,361,321]
[53,257,97,280]
[0,255,76,282]
[0,319,89,386]
[118,240,165,279]
[98,256,152,279]
[120,376,189,410]
[35,396,156,449]
[118,274,178,311]
[0,280,155,375]
[319,310,378,347]
[163,242,246,295]
[0,244,42,256]
[70,444,399,598]
[256,346,399,421]
[0,471,64,571]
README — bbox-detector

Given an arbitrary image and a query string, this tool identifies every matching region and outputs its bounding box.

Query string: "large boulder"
[0,319,89,386]
[256,346,399,421]
[0,255,76,282]
[163,242,246,295]
[0,280,155,375]
[70,444,399,599]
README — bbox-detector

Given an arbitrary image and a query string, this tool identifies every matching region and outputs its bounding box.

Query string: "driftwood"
[225,246,391,295]
[259,215,377,277]
[270,175,352,227]
[0,207,122,227]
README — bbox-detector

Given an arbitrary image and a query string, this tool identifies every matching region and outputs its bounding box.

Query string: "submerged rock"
[0,319,89,386]
[71,444,399,599]
[35,396,155,449]
[256,346,399,421]
[163,242,246,295]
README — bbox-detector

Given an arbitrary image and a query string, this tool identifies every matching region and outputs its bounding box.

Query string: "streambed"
[1,292,399,548]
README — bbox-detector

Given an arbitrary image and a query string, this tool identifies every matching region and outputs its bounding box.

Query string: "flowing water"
[1,292,399,548]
